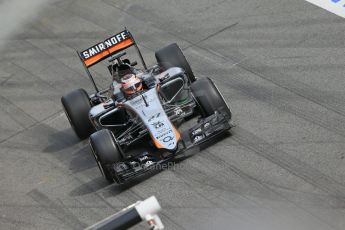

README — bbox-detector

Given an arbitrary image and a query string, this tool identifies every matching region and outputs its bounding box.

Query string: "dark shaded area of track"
[1,0,345,229]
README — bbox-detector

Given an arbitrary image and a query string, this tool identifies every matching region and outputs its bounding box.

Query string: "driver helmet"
[121,73,143,95]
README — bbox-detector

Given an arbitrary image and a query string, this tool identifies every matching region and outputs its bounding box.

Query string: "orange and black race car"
[61,29,233,183]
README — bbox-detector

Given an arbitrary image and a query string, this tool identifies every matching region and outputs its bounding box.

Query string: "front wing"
[109,111,232,184]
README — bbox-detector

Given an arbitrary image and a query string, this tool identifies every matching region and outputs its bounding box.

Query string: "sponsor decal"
[305,0,345,18]
[162,136,173,143]
[155,130,173,140]
[148,113,161,122]
[138,155,149,162]
[152,121,164,129]
[193,135,205,143]
[192,127,202,136]
[154,127,168,134]
[80,30,135,67]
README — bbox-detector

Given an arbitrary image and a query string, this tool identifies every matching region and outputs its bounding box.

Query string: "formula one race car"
[61,30,232,183]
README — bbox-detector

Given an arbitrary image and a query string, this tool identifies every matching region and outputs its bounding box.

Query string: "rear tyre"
[191,78,231,119]
[61,89,95,139]
[89,129,122,183]
[155,43,196,83]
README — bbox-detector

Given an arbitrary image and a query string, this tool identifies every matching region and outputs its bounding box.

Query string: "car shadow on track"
[43,128,80,153]
[69,168,163,197]
[42,126,102,174]
[68,145,98,173]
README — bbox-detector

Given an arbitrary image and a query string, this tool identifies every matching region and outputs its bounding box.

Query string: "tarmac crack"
[183,22,239,50]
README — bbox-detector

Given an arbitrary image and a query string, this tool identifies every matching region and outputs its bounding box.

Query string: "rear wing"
[79,30,134,68]
[77,29,147,92]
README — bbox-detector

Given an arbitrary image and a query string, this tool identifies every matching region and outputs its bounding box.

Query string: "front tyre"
[89,129,122,183]
[61,88,95,139]
[155,43,196,83]
[191,78,231,119]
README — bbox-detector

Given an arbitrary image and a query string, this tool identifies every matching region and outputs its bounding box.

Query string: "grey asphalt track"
[1,0,345,229]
